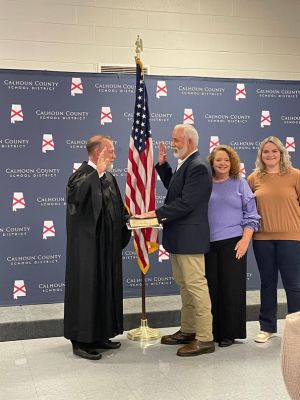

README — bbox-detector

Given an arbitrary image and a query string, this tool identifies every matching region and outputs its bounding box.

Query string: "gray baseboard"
[0,290,287,342]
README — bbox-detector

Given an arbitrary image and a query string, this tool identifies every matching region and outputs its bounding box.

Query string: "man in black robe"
[64,135,131,360]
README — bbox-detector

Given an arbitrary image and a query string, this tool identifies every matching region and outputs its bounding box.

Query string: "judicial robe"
[64,162,130,343]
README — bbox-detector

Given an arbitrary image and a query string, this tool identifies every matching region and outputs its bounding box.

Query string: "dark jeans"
[253,240,300,333]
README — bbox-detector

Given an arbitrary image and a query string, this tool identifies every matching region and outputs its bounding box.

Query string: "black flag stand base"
[127,272,161,341]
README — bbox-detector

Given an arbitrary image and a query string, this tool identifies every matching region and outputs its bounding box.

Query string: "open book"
[127,217,162,229]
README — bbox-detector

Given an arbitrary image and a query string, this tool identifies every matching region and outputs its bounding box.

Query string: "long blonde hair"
[255,136,292,174]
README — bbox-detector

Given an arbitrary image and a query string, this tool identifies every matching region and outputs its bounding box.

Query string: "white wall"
[1,0,300,79]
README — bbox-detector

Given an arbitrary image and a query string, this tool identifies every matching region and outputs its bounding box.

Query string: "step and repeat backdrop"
[0,69,299,305]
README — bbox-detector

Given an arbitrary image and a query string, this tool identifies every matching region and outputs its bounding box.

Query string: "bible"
[127,217,162,230]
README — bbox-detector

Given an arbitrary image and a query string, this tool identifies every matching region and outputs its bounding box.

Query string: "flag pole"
[141,271,146,320]
[127,269,160,341]
[126,36,160,341]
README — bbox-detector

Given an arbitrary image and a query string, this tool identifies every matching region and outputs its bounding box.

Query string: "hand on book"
[134,210,157,219]
[128,211,159,229]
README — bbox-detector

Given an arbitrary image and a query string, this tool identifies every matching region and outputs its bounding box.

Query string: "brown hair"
[208,145,241,179]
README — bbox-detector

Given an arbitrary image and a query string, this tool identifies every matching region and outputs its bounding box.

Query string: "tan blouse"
[247,167,300,240]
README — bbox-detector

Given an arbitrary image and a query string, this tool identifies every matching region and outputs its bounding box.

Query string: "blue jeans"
[253,240,300,332]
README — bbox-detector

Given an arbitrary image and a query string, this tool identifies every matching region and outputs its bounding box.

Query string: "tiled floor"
[0,320,289,400]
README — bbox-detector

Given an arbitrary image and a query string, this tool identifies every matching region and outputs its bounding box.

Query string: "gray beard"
[172,146,187,159]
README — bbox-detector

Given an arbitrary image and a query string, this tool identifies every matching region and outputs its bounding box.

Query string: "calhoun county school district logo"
[43,220,55,239]
[260,110,271,127]
[13,280,27,299]
[0,226,30,238]
[0,138,29,149]
[5,168,60,179]
[4,79,59,92]
[156,80,168,99]
[71,77,83,96]
[36,109,88,121]
[100,106,112,125]
[235,83,246,101]
[12,192,25,212]
[11,104,24,124]
[94,82,136,94]
[256,88,300,99]
[158,245,169,262]
[38,282,65,293]
[7,254,62,266]
[281,115,300,125]
[42,134,55,153]
[183,108,194,124]
[36,196,66,207]
[209,136,220,153]
[286,137,295,152]
[65,139,87,150]
[178,85,225,97]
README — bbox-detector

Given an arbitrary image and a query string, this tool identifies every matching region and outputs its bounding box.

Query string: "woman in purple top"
[205,145,260,347]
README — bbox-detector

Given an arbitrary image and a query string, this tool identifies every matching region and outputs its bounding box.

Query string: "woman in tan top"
[248,136,300,343]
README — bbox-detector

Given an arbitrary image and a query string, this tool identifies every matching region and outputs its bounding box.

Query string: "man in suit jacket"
[136,124,214,356]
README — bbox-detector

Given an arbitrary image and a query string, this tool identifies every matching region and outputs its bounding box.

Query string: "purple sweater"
[208,177,260,242]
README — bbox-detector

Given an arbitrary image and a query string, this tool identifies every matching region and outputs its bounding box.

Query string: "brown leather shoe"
[161,330,195,345]
[177,339,215,357]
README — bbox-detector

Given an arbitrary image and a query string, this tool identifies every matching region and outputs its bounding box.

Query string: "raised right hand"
[159,141,167,165]
[96,147,110,174]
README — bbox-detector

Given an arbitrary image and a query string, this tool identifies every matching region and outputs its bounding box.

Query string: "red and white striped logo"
[260,110,271,128]
[285,137,295,152]
[13,280,27,299]
[12,192,25,212]
[235,83,246,101]
[183,108,194,124]
[11,104,24,124]
[42,134,55,153]
[209,136,220,153]
[43,220,55,239]
[158,245,169,262]
[71,77,83,96]
[100,106,112,125]
[156,80,168,99]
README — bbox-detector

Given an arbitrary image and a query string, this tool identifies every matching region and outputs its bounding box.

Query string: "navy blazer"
[156,151,212,254]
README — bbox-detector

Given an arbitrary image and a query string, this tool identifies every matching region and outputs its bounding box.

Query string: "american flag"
[125,59,158,274]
